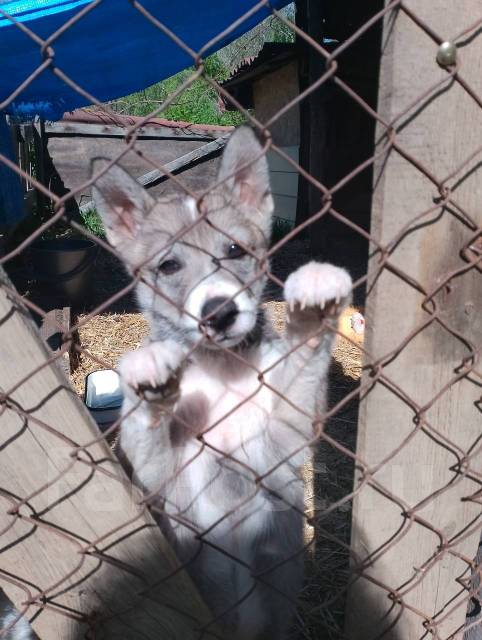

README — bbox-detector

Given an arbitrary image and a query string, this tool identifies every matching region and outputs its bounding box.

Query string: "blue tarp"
[0,0,291,121]
[0,0,290,226]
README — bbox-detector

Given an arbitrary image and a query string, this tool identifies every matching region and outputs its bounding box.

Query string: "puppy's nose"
[201,297,238,332]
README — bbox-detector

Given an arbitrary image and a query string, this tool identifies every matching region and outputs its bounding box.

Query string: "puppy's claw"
[119,340,186,392]
[284,262,352,316]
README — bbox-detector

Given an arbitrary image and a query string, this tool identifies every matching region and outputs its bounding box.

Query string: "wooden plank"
[32,120,47,219]
[272,194,297,222]
[22,125,35,193]
[269,172,299,199]
[43,120,216,141]
[346,2,482,639]
[80,134,229,214]
[136,134,229,187]
[0,267,214,639]
[266,146,299,173]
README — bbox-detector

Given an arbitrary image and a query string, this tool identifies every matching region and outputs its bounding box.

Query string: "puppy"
[92,127,352,639]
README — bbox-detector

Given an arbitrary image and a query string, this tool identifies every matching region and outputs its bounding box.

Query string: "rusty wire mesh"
[0,1,481,639]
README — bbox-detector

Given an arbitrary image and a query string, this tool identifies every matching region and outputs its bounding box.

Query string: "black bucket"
[29,238,98,308]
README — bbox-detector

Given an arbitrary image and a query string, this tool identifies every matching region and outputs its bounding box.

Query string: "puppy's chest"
[172,360,273,453]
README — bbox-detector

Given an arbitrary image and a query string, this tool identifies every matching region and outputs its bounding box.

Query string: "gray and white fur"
[91,127,352,639]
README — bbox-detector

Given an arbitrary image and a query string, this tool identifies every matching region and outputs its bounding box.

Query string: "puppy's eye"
[158,258,182,275]
[226,243,247,259]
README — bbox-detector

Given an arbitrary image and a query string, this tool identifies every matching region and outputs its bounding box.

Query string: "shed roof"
[62,109,235,135]
[222,43,297,90]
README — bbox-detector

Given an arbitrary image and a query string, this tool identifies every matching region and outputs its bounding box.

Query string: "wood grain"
[79,134,229,214]
[42,121,216,141]
[346,2,482,638]
[0,267,214,639]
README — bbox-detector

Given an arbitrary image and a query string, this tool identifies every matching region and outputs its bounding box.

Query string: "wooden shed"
[40,110,234,216]
[222,43,300,225]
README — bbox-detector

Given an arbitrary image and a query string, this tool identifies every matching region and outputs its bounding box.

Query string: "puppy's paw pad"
[284,262,352,310]
[119,341,186,390]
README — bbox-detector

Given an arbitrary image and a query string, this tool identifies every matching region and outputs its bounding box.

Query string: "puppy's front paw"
[118,340,186,390]
[284,262,352,315]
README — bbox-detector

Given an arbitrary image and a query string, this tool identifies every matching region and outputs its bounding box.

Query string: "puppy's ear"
[217,127,273,216]
[91,158,155,249]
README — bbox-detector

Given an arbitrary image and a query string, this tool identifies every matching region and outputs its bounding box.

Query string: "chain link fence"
[0,1,481,639]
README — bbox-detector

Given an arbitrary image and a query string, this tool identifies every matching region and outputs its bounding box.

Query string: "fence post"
[346,2,482,638]
[32,119,47,216]
[0,267,214,639]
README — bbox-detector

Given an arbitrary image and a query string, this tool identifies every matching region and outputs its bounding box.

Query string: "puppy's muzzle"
[201,297,238,333]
